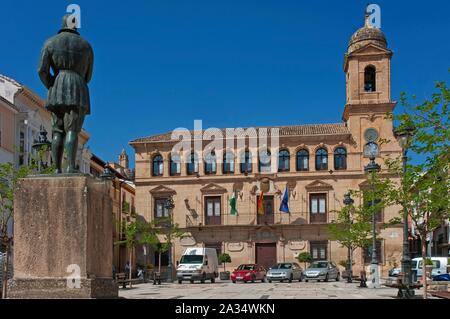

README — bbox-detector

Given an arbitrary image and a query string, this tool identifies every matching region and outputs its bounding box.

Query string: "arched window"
[296,149,309,171]
[364,66,376,92]
[204,151,217,175]
[278,150,290,172]
[315,148,328,171]
[186,152,199,175]
[170,153,181,176]
[259,149,271,173]
[240,151,252,174]
[223,151,235,174]
[152,154,163,176]
[334,147,347,170]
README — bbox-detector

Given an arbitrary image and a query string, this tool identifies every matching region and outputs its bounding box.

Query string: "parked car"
[231,264,267,283]
[411,257,448,279]
[267,262,303,283]
[389,267,401,277]
[176,247,219,284]
[432,273,450,281]
[304,261,340,282]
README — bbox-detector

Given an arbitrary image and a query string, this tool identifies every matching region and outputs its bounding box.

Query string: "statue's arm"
[37,45,54,89]
[85,46,94,83]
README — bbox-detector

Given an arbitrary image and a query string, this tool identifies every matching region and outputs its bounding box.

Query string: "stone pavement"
[119,279,431,299]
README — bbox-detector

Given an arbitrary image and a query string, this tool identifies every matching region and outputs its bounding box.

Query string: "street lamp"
[164,196,175,282]
[343,192,354,283]
[100,163,115,181]
[364,155,381,288]
[394,124,415,297]
[31,126,51,173]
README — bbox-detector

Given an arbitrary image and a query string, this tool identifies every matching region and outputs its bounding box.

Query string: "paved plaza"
[119,279,431,299]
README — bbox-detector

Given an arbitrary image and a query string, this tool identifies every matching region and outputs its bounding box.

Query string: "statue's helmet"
[60,14,78,32]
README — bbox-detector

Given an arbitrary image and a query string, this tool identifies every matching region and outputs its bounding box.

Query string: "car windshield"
[310,262,328,269]
[237,264,255,270]
[179,255,203,264]
[272,263,292,269]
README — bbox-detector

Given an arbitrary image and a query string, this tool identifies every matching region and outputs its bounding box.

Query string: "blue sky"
[1,0,449,166]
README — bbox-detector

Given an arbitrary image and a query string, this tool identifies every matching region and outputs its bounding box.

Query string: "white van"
[176,247,219,284]
[411,257,448,279]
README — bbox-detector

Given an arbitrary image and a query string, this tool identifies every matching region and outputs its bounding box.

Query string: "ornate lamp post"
[31,126,52,173]
[394,124,415,297]
[343,192,354,283]
[364,154,381,288]
[164,196,175,282]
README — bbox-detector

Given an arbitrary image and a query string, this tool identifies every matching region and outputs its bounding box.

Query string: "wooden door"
[256,243,277,270]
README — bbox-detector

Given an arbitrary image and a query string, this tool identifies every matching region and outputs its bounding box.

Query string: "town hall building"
[130,13,404,277]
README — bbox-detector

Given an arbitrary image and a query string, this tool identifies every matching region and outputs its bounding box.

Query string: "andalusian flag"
[257,192,265,215]
[229,192,237,215]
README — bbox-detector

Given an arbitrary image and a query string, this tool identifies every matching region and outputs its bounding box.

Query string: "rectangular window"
[205,197,221,225]
[154,198,169,218]
[154,251,169,267]
[310,241,328,261]
[310,194,327,223]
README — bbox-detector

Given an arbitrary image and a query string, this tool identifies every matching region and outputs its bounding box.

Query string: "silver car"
[267,263,304,283]
[304,261,340,282]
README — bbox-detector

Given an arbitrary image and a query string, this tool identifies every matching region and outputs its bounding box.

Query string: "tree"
[384,77,450,299]
[0,163,30,298]
[115,221,141,287]
[218,253,231,273]
[150,216,187,280]
[296,252,312,270]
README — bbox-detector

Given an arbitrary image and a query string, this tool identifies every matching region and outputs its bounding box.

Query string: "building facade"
[130,14,404,276]
[90,150,137,273]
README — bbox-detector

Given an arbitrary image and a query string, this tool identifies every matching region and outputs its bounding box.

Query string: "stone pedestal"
[8,174,118,298]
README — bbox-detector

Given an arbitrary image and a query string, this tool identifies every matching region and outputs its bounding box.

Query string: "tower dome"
[348,14,387,54]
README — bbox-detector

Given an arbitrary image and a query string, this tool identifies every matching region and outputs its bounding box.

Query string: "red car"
[231,264,267,283]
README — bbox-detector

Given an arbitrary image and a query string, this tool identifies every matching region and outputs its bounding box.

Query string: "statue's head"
[59,14,79,33]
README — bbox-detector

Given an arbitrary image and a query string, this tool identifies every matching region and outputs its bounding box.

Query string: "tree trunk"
[421,239,427,299]
[158,250,162,274]
[223,262,226,273]
[129,247,133,288]
[1,240,10,299]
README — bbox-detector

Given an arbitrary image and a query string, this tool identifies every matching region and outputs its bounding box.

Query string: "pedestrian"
[125,261,130,277]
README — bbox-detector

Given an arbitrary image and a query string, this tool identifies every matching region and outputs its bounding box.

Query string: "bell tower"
[343,13,396,122]
[343,12,400,168]
[119,148,129,169]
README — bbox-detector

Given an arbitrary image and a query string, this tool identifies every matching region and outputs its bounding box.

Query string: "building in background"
[90,150,136,273]
[130,13,405,276]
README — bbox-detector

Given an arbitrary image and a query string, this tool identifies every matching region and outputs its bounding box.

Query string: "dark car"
[231,264,267,283]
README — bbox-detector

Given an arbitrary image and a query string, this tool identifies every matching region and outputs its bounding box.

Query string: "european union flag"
[280,187,289,213]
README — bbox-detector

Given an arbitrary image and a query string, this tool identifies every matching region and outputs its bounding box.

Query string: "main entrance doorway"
[255,243,277,270]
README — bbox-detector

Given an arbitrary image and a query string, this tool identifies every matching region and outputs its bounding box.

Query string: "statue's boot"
[52,132,64,173]
[65,130,79,174]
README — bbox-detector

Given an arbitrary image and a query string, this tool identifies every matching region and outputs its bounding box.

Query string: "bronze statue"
[38,15,94,173]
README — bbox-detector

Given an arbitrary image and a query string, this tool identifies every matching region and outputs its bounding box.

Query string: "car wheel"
[178,279,182,284]
[232,280,236,284]
[211,276,215,283]
[289,275,293,283]
[200,273,206,284]
[305,279,308,282]
[299,275,303,282]
[268,280,272,283]
[251,275,255,283]
[280,280,284,283]
[324,274,329,282]
[262,276,266,283]
[243,280,247,283]
[336,273,340,282]
[190,280,194,284]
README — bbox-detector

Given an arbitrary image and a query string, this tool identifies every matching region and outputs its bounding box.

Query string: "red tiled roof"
[130,123,350,144]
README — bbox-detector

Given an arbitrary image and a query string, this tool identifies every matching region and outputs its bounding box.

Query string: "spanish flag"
[257,192,265,215]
